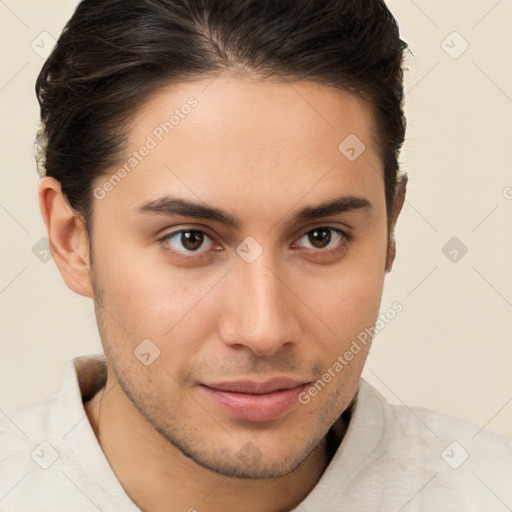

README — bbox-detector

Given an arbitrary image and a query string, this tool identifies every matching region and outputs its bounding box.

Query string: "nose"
[218,252,299,356]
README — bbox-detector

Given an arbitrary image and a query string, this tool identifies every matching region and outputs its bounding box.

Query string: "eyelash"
[157,226,350,260]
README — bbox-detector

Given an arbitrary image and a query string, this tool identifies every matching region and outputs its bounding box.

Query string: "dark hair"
[35,0,408,244]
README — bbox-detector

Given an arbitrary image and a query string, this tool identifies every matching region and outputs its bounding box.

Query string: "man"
[1,0,510,510]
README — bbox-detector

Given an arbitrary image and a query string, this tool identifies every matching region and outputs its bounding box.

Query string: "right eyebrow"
[134,194,373,230]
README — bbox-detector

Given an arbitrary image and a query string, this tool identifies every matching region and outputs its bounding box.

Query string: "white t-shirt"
[1,353,511,511]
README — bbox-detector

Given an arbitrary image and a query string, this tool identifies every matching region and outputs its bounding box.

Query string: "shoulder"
[0,356,110,511]
[378,386,512,471]
[351,380,512,509]
[0,392,62,459]
[1,394,75,510]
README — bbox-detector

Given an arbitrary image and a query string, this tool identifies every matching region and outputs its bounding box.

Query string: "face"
[88,73,389,478]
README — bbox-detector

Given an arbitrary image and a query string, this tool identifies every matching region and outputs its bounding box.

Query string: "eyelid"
[165,227,214,239]
[293,226,349,249]
[158,224,350,256]
[157,225,215,242]
[297,223,350,238]
[292,220,350,240]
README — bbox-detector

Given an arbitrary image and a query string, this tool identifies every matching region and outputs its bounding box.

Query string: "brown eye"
[181,231,204,251]
[162,229,213,253]
[297,227,347,251]
[308,228,332,248]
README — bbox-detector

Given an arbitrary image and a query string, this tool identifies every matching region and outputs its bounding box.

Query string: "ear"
[38,177,93,298]
[385,174,407,273]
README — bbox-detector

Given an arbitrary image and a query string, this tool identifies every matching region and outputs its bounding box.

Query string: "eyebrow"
[135,194,373,229]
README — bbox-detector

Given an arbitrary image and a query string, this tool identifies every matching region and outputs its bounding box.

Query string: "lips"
[203,377,307,394]
[199,377,309,422]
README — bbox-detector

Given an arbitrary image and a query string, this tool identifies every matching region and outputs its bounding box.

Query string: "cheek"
[92,238,225,358]
[297,242,387,340]
[93,267,223,398]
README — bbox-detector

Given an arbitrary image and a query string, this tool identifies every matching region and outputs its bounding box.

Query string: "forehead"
[97,73,385,220]
[135,73,379,161]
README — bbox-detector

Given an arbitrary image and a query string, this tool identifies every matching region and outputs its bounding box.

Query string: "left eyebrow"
[292,195,373,223]
[134,194,373,230]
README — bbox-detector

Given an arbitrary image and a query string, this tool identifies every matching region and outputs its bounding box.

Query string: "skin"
[39,73,406,512]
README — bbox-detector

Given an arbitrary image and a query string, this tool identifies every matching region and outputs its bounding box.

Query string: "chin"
[186,450,307,480]
[161,426,322,480]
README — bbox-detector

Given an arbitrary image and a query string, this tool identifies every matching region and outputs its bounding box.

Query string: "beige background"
[1,1,511,440]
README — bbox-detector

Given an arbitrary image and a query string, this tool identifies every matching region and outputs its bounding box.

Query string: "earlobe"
[385,174,407,273]
[38,177,93,298]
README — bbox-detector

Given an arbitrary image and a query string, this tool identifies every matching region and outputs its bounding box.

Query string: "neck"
[85,371,351,512]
